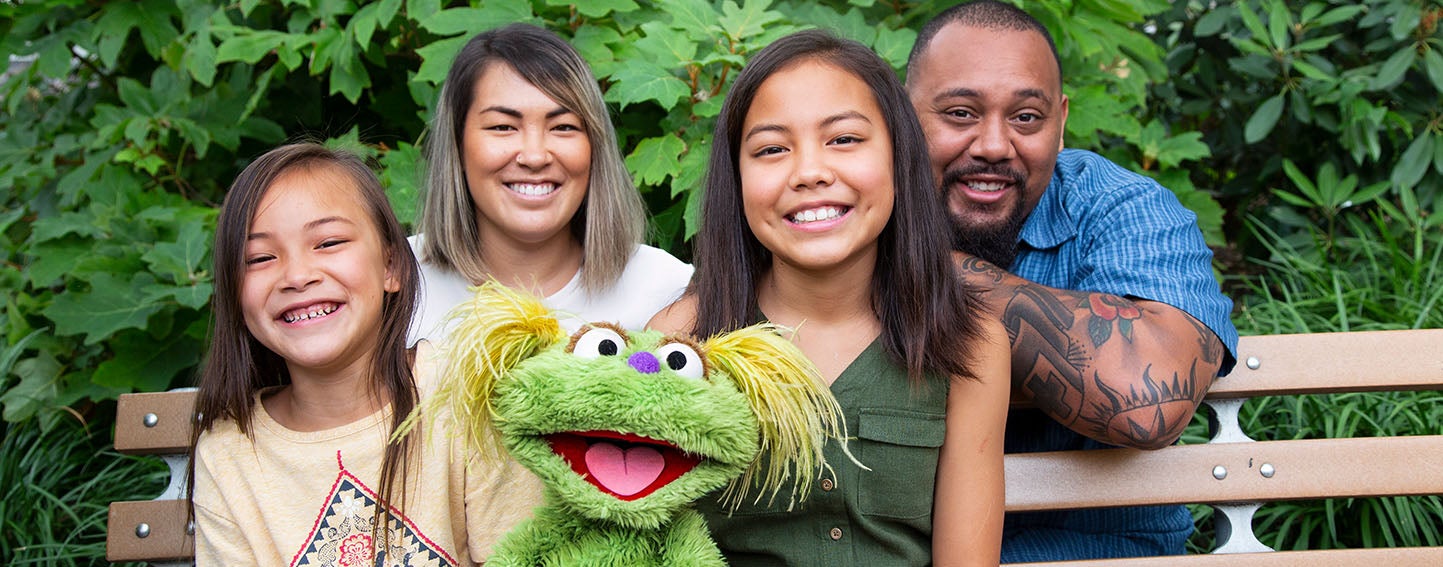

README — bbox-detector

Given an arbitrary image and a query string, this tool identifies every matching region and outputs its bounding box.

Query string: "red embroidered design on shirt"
[290,451,457,567]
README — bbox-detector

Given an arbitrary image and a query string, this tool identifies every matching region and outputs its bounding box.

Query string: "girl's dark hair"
[691,29,983,382]
[186,142,422,551]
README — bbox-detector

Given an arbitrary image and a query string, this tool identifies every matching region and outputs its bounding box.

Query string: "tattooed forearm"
[1002,285,1090,425]
[954,252,1223,448]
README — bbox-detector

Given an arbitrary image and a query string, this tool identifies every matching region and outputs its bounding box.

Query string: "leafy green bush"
[1,0,1224,424]
[0,419,168,566]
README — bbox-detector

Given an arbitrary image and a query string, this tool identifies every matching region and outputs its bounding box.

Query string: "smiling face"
[907,23,1068,265]
[240,166,399,382]
[462,62,591,249]
[739,59,895,274]
[494,325,759,529]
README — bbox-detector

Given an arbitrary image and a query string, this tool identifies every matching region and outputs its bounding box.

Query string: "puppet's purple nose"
[627,351,660,374]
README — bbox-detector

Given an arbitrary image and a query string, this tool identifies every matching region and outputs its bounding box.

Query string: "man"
[905,1,1239,562]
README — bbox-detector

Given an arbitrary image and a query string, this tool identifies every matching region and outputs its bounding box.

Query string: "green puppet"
[418,282,849,566]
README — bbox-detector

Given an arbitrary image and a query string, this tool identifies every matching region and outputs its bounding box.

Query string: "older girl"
[651,31,1009,565]
[412,23,691,341]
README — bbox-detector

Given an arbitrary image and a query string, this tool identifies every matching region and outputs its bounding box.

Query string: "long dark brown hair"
[186,142,421,552]
[691,30,983,382]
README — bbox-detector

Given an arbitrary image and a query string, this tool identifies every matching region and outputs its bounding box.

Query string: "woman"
[412,23,692,342]
[650,30,1009,565]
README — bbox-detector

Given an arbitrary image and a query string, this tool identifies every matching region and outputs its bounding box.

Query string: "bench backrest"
[108,329,1443,564]
[106,390,196,564]
[1005,328,1443,565]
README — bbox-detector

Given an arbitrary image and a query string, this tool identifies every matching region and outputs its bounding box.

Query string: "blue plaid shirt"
[1001,149,1240,562]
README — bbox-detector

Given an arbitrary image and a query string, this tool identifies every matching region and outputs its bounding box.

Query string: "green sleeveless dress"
[698,338,950,566]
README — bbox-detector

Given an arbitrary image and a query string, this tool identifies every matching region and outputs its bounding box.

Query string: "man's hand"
[956,253,1226,449]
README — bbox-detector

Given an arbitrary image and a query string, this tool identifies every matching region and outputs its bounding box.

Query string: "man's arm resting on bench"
[956,253,1226,450]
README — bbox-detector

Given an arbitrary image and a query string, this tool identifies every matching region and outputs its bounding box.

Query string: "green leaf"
[414,36,470,86]
[673,137,710,199]
[1280,159,1319,203]
[604,65,690,110]
[1154,131,1211,169]
[94,2,143,67]
[871,25,916,70]
[1292,34,1341,53]
[1236,3,1269,44]
[1370,48,1416,91]
[27,239,94,288]
[1311,5,1366,28]
[182,31,219,87]
[43,273,166,346]
[30,212,106,243]
[656,0,722,35]
[573,25,622,66]
[1422,48,1443,95]
[351,2,382,47]
[626,134,686,186]
[1194,6,1232,37]
[1391,132,1434,189]
[1267,0,1291,50]
[1245,93,1286,143]
[141,218,209,284]
[635,21,697,68]
[91,332,200,391]
[418,2,532,36]
[2,352,61,423]
[143,282,214,310]
[546,0,640,18]
[719,0,784,42]
[380,142,423,226]
[1290,58,1333,81]
[215,30,290,64]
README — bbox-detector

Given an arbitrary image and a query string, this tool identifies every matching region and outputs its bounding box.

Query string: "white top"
[193,342,543,566]
[407,235,694,344]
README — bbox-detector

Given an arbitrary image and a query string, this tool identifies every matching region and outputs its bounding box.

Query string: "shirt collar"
[1017,165,1075,250]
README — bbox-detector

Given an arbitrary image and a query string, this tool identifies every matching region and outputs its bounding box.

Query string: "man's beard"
[943,164,1029,269]
[951,207,1026,269]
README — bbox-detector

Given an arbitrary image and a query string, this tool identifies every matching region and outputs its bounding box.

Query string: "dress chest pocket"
[855,408,945,520]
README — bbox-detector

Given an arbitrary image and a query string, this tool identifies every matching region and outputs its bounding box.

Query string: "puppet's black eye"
[654,342,705,380]
[571,327,627,359]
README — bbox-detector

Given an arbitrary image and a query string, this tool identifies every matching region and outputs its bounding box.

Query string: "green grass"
[1,415,168,566]
[1185,211,1443,553]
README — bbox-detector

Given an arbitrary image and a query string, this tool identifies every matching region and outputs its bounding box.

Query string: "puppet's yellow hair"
[704,324,858,511]
[396,282,564,459]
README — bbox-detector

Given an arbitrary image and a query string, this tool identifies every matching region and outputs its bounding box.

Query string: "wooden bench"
[1006,328,1443,565]
[106,388,196,565]
[107,330,1443,564]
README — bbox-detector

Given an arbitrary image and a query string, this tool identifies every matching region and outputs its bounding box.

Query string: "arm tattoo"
[1002,285,1090,425]
[1081,363,1203,446]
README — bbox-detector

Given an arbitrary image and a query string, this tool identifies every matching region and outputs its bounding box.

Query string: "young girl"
[650,31,1010,565]
[411,23,692,341]
[189,143,538,565]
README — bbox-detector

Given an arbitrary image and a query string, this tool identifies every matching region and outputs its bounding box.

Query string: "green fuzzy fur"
[430,283,848,566]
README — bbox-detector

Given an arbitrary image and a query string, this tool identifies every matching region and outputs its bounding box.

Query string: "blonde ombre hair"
[419,23,644,291]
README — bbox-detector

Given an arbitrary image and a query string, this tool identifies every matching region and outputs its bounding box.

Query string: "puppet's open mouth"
[546,431,702,501]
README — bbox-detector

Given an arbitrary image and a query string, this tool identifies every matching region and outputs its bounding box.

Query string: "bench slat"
[1212,329,1443,398]
[1006,435,1443,512]
[105,499,194,562]
[1014,546,1443,566]
[114,390,198,455]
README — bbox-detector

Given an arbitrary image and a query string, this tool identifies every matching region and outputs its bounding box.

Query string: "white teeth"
[790,206,844,224]
[282,304,337,323]
[509,183,557,196]
[970,181,1006,192]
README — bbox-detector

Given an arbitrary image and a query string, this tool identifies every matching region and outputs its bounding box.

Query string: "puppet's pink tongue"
[584,442,665,496]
